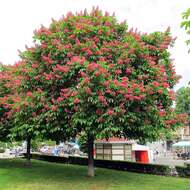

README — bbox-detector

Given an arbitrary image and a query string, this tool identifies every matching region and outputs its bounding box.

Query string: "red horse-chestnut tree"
[2,8,186,176]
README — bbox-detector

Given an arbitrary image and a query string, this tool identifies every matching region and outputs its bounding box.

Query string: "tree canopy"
[17,9,183,141]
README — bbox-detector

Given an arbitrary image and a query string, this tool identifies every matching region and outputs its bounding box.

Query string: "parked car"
[9,147,26,156]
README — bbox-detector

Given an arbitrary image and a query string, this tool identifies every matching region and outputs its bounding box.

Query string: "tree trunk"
[26,136,31,164]
[56,140,59,145]
[87,133,94,177]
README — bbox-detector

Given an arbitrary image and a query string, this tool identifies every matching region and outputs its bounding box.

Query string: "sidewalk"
[153,152,190,166]
[0,153,15,159]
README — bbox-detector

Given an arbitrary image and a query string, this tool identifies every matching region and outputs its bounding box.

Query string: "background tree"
[176,86,190,115]
[0,62,69,163]
[181,7,190,53]
[13,8,185,177]
[176,86,190,134]
[0,63,42,163]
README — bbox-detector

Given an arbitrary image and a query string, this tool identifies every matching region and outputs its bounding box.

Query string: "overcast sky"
[0,0,190,89]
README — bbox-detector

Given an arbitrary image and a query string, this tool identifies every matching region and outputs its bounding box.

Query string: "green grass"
[0,159,189,190]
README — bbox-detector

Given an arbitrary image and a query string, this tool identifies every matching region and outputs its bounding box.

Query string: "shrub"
[176,164,190,177]
[69,156,88,165]
[0,148,5,153]
[30,153,69,163]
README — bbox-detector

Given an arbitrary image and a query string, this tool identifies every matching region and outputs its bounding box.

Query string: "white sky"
[0,0,190,89]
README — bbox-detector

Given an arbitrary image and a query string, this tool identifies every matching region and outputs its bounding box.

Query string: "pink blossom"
[107,109,114,115]
[163,82,169,88]
[125,68,131,74]
[96,109,102,115]
[31,64,38,68]
[52,105,57,112]
[74,98,80,104]
[115,69,122,75]
[84,87,92,95]
[26,91,33,97]
[152,81,160,87]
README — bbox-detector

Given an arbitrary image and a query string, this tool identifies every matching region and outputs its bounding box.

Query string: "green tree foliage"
[181,8,190,52]
[78,132,88,153]
[176,85,190,116]
[175,86,190,138]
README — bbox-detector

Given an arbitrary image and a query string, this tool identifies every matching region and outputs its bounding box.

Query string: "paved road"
[153,153,190,166]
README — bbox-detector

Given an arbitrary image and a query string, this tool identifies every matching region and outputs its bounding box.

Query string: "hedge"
[176,164,190,177]
[0,149,5,153]
[30,153,68,163]
[95,159,171,175]
[29,153,171,176]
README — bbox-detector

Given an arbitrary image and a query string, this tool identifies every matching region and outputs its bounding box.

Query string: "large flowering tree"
[0,64,16,141]
[0,63,68,163]
[11,8,185,176]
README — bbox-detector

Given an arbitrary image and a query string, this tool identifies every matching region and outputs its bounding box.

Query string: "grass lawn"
[0,159,189,190]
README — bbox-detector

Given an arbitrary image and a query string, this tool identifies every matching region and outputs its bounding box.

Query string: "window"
[103,144,112,160]
[124,144,132,161]
[95,143,112,160]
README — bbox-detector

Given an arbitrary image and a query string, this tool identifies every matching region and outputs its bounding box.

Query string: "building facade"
[94,138,150,163]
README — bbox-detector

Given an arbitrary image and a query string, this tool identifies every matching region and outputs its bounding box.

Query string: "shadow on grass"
[0,158,139,183]
[0,158,189,190]
[0,159,41,169]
